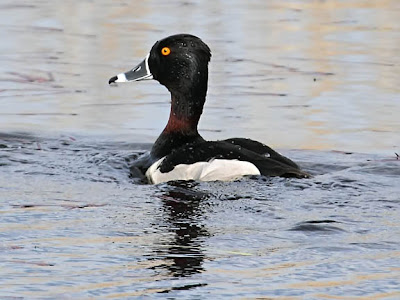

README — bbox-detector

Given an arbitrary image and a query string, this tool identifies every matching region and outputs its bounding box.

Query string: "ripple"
[290,221,346,233]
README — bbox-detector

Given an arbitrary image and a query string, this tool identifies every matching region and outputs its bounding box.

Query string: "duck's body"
[109,34,309,184]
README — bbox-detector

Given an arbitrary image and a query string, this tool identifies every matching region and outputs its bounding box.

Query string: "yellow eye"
[161,47,171,56]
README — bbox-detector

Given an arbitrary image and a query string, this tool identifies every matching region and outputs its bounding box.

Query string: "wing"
[158,140,309,179]
[223,138,300,169]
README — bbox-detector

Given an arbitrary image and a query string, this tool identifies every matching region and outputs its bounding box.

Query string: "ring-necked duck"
[109,34,309,184]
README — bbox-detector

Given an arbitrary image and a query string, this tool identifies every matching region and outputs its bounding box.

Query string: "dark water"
[1,133,399,298]
[1,0,400,298]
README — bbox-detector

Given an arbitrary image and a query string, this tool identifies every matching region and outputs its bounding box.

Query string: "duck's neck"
[165,90,205,132]
[151,87,207,159]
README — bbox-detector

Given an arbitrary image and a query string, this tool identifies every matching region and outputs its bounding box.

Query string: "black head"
[148,34,211,93]
[109,34,211,96]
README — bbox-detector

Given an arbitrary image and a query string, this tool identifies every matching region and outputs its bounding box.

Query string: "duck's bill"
[109,54,153,84]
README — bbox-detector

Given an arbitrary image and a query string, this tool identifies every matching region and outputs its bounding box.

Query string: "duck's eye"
[161,47,171,56]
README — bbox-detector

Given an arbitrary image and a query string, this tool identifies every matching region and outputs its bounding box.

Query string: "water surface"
[0,0,399,298]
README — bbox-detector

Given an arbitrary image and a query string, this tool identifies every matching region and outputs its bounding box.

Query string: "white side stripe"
[146,158,261,184]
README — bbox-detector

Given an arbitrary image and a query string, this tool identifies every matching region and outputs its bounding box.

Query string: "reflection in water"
[0,0,400,298]
[151,181,210,279]
[0,135,399,298]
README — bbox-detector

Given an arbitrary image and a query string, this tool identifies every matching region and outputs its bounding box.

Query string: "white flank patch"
[146,157,261,184]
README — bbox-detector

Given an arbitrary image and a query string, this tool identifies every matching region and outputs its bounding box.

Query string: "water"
[1,0,400,298]
[1,134,399,298]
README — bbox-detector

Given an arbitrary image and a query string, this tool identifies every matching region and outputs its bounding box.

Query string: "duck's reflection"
[152,181,210,277]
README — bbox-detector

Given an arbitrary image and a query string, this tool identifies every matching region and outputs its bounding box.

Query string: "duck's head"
[109,34,211,95]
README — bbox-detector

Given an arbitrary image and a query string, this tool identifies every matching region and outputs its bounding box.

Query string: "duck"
[109,34,309,184]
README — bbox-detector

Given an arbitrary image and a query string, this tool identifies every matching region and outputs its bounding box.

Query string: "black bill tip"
[109,76,118,85]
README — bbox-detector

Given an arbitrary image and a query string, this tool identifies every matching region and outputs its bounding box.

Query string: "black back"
[158,139,309,179]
